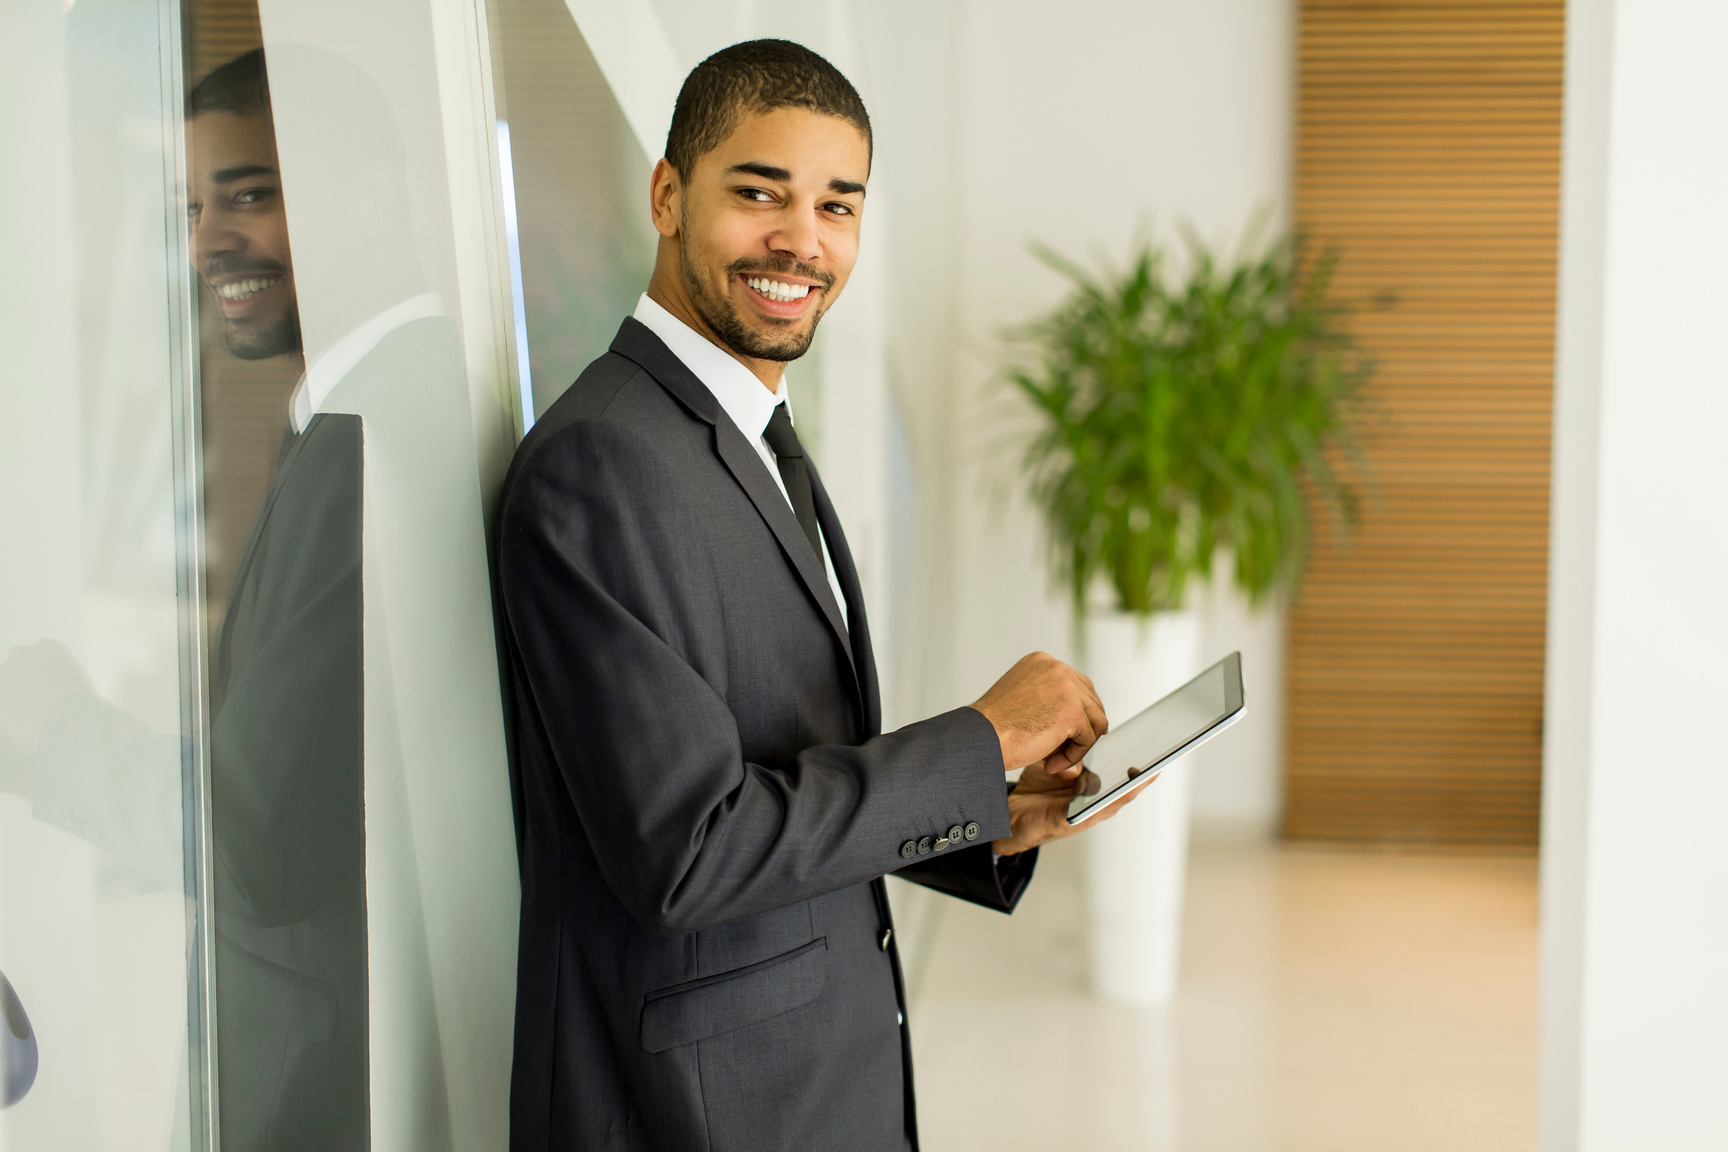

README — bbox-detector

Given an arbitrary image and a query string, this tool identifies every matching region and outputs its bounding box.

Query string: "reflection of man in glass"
[188,64,300,364]
[187,49,367,1152]
[0,45,371,1148]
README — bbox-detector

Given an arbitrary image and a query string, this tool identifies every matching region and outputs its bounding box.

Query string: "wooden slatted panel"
[1286,0,1563,844]
[188,0,263,85]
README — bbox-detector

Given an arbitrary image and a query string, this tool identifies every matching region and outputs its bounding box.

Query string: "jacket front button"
[964,822,981,841]
[917,836,933,855]
[947,824,965,843]
[899,840,917,859]
[879,928,893,951]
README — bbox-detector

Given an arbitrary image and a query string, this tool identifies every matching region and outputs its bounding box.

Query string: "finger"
[1032,796,1075,844]
[1072,667,1103,708]
[1068,692,1100,744]
[1043,743,1085,777]
[1075,681,1108,738]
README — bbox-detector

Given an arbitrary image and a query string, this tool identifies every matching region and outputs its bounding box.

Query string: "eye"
[234,186,276,206]
[186,201,202,220]
[737,187,776,203]
[823,201,856,217]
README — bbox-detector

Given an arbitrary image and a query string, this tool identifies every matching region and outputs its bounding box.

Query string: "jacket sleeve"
[894,842,1038,913]
[892,778,1039,913]
[498,416,1013,935]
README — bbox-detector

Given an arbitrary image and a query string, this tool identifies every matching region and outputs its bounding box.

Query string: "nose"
[194,203,246,266]
[765,206,822,265]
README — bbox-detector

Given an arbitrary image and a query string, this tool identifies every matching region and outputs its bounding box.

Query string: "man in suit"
[496,40,1138,1152]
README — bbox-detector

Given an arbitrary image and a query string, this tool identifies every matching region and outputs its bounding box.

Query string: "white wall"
[1541,1,1728,1147]
[864,0,1295,831]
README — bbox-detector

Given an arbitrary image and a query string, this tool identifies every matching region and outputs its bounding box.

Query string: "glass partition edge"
[158,2,218,1149]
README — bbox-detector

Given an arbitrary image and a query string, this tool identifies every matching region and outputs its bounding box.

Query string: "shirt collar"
[290,292,444,432]
[632,293,789,439]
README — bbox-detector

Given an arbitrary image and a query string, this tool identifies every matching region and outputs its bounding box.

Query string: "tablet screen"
[1066,653,1242,821]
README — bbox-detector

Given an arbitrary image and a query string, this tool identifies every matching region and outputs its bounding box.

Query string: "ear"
[649,157,682,240]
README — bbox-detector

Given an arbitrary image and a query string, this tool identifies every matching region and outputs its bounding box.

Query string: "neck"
[646,265,784,394]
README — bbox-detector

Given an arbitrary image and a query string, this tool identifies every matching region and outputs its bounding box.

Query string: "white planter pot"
[1080,609,1201,1007]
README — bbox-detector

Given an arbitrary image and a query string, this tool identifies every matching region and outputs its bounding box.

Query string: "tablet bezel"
[1064,651,1245,826]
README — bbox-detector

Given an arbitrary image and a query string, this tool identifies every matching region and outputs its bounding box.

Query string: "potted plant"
[1007,227,1374,1005]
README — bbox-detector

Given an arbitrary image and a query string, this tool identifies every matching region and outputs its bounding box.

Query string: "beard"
[680,229,833,363]
[225,305,302,360]
[204,254,303,360]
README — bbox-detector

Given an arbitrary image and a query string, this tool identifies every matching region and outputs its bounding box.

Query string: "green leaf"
[1002,221,1385,622]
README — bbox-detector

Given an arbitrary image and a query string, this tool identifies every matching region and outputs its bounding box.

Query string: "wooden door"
[1287,0,1564,844]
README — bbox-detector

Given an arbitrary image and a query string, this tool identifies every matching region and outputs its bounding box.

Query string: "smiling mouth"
[213,274,282,303]
[743,275,815,304]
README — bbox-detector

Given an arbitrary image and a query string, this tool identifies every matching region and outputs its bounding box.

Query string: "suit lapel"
[609,320,862,695]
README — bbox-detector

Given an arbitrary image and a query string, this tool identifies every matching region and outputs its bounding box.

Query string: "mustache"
[201,254,290,280]
[727,257,833,290]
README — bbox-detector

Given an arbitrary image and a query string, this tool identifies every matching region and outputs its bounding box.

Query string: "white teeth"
[746,276,812,302]
[215,275,279,301]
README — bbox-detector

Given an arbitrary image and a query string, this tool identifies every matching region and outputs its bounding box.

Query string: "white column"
[1541,1,1728,1148]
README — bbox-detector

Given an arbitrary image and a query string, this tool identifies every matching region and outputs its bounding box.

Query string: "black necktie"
[762,402,824,563]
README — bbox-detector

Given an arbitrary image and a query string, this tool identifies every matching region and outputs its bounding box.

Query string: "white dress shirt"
[632,293,849,628]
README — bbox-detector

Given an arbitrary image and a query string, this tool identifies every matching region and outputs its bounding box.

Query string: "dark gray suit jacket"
[496,318,1037,1152]
[211,412,366,1152]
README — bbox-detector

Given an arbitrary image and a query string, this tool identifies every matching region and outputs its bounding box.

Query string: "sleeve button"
[946,824,965,843]
[934,837,950,851]
[917,836,933,855]
[900,840,917,859]
[964,822,980,841]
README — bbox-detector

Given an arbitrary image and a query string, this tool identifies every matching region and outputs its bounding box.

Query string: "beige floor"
[895,837,1538,1151]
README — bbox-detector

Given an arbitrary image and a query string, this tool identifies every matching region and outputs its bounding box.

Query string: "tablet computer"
[1065,651,1244,825]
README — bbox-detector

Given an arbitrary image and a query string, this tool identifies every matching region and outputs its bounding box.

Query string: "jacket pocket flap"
[639,937,827,1054]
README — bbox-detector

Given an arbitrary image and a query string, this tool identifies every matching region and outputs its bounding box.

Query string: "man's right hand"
[969,652,1108,774]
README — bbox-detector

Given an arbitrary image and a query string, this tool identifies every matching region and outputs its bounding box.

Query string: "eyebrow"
[726,161,867,198]
[728,162,791,182]
[211,163,277,184]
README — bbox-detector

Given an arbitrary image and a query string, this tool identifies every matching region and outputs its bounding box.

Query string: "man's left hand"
[991,759,1146,856]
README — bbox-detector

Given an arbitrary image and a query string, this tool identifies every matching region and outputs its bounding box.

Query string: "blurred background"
[3,0,1723,1149]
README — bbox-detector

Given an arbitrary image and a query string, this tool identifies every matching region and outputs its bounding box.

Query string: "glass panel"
[245,4,520,1148]
[183,37,370,1150]
[490,0,657,421]
[0,0,199,1148]
[6,2,521,1148]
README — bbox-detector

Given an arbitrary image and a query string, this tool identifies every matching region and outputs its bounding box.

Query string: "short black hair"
[665,39,871,179]
[188,48,270,119]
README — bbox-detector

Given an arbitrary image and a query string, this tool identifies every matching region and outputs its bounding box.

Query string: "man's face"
[671,106,868,362]
[189,111,301,360]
